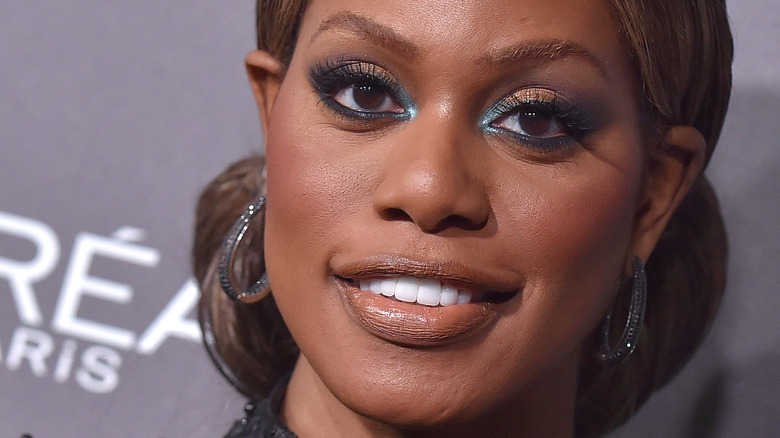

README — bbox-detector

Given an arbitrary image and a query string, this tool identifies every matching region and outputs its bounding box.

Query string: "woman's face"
[262,0,644,432]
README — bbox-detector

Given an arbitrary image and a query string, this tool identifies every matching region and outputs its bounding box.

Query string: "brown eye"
[519,110,554,137]
[333,83,404,114]
[352,84,388,110]
[495,108,565,139]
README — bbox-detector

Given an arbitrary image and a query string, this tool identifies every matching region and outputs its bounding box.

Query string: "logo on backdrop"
[0,210,201,394]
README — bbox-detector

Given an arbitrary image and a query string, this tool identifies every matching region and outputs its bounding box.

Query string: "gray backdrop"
[1,1,777,436]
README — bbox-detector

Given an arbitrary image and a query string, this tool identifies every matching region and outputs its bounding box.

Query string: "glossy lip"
[332,255,522,348]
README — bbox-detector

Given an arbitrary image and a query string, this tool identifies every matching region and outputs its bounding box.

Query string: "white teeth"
[456,290,473,304]
[357,276,473,306]
[379,278,398,296]
[439,285,459,306]
[416,279,441,306]
[394,277,419,303]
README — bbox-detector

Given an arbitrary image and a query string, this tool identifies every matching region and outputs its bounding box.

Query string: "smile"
[333,255,522,347]
[358,276,474,306]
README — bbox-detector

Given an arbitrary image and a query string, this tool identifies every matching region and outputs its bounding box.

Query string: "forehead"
[298,0,629,75]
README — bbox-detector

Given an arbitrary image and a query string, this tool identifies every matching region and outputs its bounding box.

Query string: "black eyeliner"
[308,58,414,120]
[481,89,602,152]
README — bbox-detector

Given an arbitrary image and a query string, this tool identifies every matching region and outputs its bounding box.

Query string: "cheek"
[261,83,378,326]
[263,85,362,249]
[264,90,332,279]
[494,151,643,360]
[530,168,638,275]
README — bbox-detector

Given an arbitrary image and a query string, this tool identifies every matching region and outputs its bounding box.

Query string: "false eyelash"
[482,91,601,152]
[308,58,412,121]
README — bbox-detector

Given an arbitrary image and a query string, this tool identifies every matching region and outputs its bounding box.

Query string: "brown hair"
[193,1,732,436]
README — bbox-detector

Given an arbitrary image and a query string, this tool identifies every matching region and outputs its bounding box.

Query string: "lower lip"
[338,278,498,347]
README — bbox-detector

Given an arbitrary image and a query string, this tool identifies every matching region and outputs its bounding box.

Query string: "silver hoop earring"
[599,256,647,366]
[218,197,271,302]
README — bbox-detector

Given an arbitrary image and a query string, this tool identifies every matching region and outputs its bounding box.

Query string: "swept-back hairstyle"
[193,1,732,436]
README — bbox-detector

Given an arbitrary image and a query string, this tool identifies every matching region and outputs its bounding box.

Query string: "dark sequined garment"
[224,376,296,438]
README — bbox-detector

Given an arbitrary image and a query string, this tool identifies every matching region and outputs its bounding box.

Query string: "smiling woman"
[193,0,733,437]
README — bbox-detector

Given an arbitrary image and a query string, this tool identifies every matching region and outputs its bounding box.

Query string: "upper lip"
[331,254,522,295]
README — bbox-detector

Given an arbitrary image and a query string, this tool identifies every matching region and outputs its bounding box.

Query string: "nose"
[372,118,491,233]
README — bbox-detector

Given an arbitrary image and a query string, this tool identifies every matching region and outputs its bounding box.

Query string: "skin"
[245,0,706,436]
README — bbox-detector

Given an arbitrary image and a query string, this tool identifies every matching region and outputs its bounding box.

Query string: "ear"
[245,50,284,138]
[631,126,706,265]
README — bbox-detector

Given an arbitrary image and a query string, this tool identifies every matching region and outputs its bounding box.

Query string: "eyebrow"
[309,12,420,59]
[310,13,606,79]
[478,39,607,79]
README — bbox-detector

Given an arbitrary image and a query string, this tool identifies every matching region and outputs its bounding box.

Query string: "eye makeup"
[480,88,602,153]
[307,56,602,154]
[308,57,416,121]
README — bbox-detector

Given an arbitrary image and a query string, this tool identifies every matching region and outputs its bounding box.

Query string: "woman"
[194,0,732,436]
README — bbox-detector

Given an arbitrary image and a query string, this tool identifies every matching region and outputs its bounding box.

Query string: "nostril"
[378,207,488,233]
[379,207,414,223]
[436,214,486,231]
[372,163,490,233]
